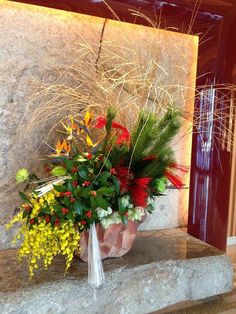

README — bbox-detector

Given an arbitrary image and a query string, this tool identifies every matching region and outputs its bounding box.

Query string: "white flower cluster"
[96,195,145,229]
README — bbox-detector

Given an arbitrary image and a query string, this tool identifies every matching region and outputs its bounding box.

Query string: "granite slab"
[0,229,233,314]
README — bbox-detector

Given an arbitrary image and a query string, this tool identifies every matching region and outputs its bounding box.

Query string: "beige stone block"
[0,1,198,246]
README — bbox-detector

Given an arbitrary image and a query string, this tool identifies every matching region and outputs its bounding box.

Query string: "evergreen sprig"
[129,108,182,178]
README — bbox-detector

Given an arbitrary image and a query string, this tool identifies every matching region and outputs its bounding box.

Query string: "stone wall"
[0,1,198,248]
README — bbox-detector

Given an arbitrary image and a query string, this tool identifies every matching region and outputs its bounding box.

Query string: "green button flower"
[15,168,29,183]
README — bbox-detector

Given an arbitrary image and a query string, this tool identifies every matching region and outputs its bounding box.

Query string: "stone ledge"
[0,229,233,313]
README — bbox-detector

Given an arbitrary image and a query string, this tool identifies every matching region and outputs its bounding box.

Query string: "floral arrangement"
[8,107,187,280]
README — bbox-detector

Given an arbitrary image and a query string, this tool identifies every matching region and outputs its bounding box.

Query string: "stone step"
[0,229,233,314]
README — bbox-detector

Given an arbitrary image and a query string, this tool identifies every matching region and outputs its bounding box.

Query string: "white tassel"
[88,223,105,289]
[34,176,70,196]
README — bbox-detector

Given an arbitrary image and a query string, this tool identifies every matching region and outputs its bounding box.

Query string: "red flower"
[29,218,35,225]
[94,117,107,128]
[86,153,93,160]
[165,163,189,189]
[114,166,130,192]
[110,168,117,175]
[54,218,60,226]
[124,212,129,217]
[24,205,31,212]
[70,197,75,203]
[60,192,65,197]
[71,166,78,174]
[45,215,51,223]
[86,210,92,219]
[112,165,151,207]
[82,180,91,187]
[73,181,78,187]
[169,163,189,173]
[98,155,103,161]
[165,172,184,189]
[61,207,69,215]
[81,220,86,225]
[90,191,97,197]
[129,177,152,207]
[95,117,130,145]
[64,191,72,197]
[142,155,156,161]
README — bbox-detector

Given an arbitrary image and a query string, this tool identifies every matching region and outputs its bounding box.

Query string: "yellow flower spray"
[7,189,80,277]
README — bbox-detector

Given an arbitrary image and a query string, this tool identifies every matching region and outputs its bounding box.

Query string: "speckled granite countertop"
[0,229,232,314]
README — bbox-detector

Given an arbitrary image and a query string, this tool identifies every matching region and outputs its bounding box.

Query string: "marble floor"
[154,245,236,314]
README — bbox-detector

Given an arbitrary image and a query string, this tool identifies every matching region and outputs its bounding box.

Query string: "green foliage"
[48,152,119,228]
[129,108,182,178]
[16,107,184,232]
[109,145,129,166]
[19,191,31,204]
[102,107,117,153]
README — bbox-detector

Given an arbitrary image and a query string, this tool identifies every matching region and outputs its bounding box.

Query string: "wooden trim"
[228,93,236,236]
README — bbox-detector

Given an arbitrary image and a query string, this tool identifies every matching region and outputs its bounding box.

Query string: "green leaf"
[97,187,114,196]
[78,169,88,179]
[22,210,29,219]
[121,215,128,225]
[53,184,67,192]
[99,172,111,185]
[74,199,84,215]
[50,215,56,226]
[146,203,155,213]
[104,158,112,170]
[19,191,30,204]
[64,158,73,171]
[53,205,62,213]
[96,196,108,209]
[66,211,75,221]
[112,177,120,194]
[63,196,71,208]
[74,186,82,196]
[80,187,92,198]
[67,181,73,192]
[71,173,79,181]
[118,198,126,212]
[90,196,97,209]
[42,207,51,214]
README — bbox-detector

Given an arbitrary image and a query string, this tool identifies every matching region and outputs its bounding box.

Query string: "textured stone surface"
[0,229,233,313]
[0,1,198,248]
[0,1,104,248]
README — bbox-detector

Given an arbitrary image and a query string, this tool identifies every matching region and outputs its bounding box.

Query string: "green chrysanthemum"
[15,168,29,183]
[155,177,168,193]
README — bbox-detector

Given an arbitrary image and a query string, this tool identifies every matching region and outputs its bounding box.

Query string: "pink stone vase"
[79,220,139,262]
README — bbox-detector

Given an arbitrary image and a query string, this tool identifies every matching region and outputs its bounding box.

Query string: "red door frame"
[10,0,236,251]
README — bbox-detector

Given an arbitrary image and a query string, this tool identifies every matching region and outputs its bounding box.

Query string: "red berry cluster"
[73,181,78,187]
[86,210,92,219]
[60,191,75,203]
[71,166,78,174]
[86,153,93,160]
[61,207,69,215]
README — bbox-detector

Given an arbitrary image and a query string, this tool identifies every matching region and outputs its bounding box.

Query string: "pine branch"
[129,108,182,178]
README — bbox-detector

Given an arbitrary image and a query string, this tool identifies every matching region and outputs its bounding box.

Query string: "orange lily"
[50,139,71,157]
[84,110,93,128]
[61,111,95,147]
[77,111,94,147]
[61,116,78,140]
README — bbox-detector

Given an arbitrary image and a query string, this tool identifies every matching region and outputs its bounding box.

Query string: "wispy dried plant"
[15,11,236,165]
